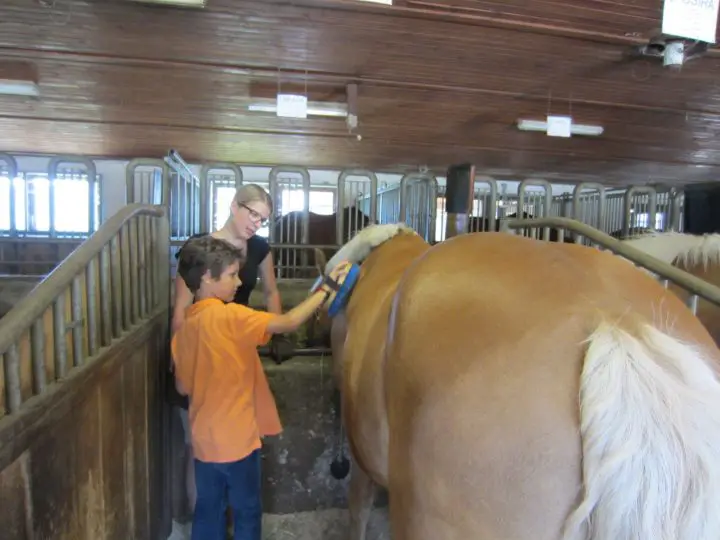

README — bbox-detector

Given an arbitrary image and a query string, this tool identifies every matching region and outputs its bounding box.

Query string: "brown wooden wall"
[0,310,172,540]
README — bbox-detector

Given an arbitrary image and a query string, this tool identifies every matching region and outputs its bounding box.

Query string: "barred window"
[0,172,100,237]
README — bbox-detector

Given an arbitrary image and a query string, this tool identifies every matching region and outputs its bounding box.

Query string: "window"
[634,212,665,230]
[0,172,99,236]
[213,186,336,239]
[280,189,335,215]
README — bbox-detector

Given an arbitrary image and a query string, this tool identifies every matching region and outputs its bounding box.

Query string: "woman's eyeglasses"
[240,203,269,227]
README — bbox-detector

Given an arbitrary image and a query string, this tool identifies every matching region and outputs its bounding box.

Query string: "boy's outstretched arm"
[266,262,351,334]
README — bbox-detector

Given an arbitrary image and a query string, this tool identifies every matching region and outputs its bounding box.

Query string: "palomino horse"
[622,230,720,345]
[314,223,720,540]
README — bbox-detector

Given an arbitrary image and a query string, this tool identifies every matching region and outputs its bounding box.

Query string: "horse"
[621,230,720,346]
[271,206,371,279]
[313,223,720,540]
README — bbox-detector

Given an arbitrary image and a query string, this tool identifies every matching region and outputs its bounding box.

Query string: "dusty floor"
[169,508,390,540]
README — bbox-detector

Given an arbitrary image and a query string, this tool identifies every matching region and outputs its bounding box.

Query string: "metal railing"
[0,204,170,417]
[500,217,720,312]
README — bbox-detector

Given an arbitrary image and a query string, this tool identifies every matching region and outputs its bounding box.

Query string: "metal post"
[0,153,18,236]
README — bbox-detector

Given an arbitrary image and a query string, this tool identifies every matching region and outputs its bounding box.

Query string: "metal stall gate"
[126,158,171,206]
[0,155,100,275]
[200,163,243,232]
[399,172,438,242]
[165,152,202,242]
[0,153,18,239]
[268,166,311,278]
[338,169,378,243]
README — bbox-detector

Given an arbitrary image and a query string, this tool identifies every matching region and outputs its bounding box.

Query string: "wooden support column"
[444,163,475,240]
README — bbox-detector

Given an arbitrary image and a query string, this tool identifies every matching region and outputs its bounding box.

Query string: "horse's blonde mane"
[621,230,720,269]
[325,223,418,274]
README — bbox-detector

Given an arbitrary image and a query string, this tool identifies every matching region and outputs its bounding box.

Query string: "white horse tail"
[563,321,720,540]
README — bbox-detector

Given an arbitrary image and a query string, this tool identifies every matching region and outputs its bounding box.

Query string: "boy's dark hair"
[176,236,245,293]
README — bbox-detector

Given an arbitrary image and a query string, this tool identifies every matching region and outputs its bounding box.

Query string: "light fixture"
[517,119,604,137]
[127,0,206,7]
[248,101,348,118]
[357,0,393,3]
[0,79,39,97]
[0,61,39,97]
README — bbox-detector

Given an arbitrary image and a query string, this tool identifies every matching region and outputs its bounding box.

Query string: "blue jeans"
[191,449,262,540]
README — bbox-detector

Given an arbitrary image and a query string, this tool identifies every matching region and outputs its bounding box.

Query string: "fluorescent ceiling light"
[517,119,604,137]
[128,0,206,7]
[248,101,348,118]
[0,79,39,97]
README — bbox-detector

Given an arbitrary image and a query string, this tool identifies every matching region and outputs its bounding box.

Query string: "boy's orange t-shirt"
[171,298,283,463]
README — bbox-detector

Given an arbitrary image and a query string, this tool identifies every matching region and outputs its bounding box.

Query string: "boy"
[171,235,350,540]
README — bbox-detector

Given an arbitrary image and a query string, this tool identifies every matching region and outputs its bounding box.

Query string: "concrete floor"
[169,507,390,540]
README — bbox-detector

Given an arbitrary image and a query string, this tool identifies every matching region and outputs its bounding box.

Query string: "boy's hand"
[327,261,352,286]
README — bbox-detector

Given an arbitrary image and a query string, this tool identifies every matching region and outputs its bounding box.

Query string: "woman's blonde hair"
[234,183,273,212]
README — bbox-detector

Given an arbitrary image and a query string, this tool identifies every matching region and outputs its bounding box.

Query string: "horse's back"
[383,232,714,540]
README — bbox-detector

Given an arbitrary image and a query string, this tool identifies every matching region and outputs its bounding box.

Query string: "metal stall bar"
[669,188,684,232]
[269,167,311,278]
[125,158,171,205]
[0,153,18,237]
[517,179,554,241]
[500,216,720,313]
[399,172,439,243]
[572,182,606,244]
[165,150,202,239]
[48,156,99,234]
[199,163,243,233]
[337,169,378,244]
[622,186,658,238]
[474,179,498,233]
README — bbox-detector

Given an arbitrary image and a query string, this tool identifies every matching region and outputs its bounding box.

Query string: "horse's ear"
[314,248,327,276]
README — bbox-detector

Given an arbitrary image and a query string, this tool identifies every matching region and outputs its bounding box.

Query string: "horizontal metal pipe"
[501,217,720,307]
[258,346,332,357]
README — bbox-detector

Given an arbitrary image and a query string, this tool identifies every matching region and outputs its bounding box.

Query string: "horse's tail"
[563,320,720,540]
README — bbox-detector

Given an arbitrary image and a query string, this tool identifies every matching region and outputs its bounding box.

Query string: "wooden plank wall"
[0,310,173,540]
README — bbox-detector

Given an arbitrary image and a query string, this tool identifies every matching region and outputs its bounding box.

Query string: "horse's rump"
[382,232,720,539]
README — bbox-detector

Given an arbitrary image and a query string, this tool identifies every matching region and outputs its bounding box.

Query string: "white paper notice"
[276,94,308,119]
[546,115,572,138]
[662,0,719,43]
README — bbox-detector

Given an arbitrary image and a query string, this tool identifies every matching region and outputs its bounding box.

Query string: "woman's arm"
[171,274,194,334]
[259,252,283,315]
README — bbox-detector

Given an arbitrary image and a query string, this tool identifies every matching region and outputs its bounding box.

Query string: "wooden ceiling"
[1,0,720,185]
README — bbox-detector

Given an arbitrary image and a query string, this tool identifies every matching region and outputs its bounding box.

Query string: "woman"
[170,183,286,525]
